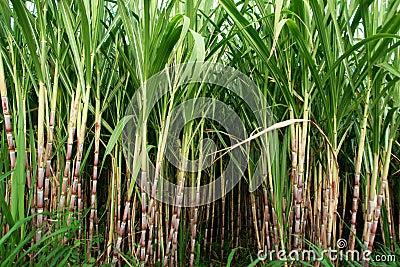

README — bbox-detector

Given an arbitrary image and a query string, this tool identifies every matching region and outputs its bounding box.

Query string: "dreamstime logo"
[257,239,396,262]
[122,62,275,207]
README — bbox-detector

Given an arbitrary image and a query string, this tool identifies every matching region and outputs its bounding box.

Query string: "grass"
[0,0,400,266]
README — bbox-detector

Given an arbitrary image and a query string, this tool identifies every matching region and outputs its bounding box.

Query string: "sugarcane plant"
[0,0,399,266]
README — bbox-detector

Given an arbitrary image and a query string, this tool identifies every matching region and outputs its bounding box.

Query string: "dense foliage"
[0,0,399,266]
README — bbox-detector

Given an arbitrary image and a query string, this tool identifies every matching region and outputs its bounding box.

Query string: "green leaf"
[105,115,134,156]
[247,258,261,267]
[0,215,36,247]
[0,170,13,182]
[226,247,240,267]
[9,0,42,81]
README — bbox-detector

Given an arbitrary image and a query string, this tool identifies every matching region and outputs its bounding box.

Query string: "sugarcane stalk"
[209,186,215,257]
[339,173,348,242]
[0,58,15,170]
[169,166,186,266]
[301,143,311,249]
[236,182,241,248]
[262,185,271,253]
[140,172,148,266]
[221,175,227,260]
[245,193,250,242]
[315,163,322,246]
[204,170,213,252]
[145,160,163,262]
[257,194,263,245]
[262,116,278,253]
[114,132,141,263]
[384,185,394,249]
[271,206,280,254]
[294,124,304,249]
[36,81,46,243]
[88,105,101,258]
[129,191,137,254]
[190,126,204,267]
[68,88,90,237]
[44,52,59,214]
[153,201,160,264]
[158,202,163,264]
[36,0,50,242]
[221,159,226,259]
[59,89,79,210]
[230,188,234,245]
[368,134,394,250]
[25,150,33,231]
[139,79,149,266]
[349,82,371,250]
[363,150,379,249]
[116,158,122,255]
[107,153,117,263]
[295,82,310,250]
[189,183,200,267]
[0,53,16,236]
[289,123,298,250]
[326,152,334,248]
[321,176,328,248]
[250,191,261,252]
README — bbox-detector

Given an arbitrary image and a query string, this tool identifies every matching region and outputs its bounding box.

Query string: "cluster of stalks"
[0,0,400,266]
